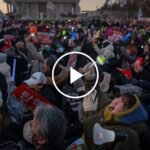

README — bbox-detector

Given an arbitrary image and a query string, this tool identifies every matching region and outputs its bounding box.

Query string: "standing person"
[44,55,68,108]
[25,35,44,73]
[7,41,29,86]
[0,72,8,109]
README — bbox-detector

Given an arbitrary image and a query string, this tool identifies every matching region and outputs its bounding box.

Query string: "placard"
[12,84,52,110]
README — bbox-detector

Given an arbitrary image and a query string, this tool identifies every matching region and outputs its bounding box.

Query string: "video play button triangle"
[70,67,83,84]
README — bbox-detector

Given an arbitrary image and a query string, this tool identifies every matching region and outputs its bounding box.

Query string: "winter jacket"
[0,72,8,107]
[26,41,44,73]
[83,95,149,150]
[7,82,30,123]
[0,52,11,83]
[139,63,150,81]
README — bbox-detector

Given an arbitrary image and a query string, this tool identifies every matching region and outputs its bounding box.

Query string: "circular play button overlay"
[52,51,99,99]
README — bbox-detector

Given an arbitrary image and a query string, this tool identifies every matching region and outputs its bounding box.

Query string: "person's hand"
[46,77,53,85]
[134,65,143,73]
[79,67,83,73]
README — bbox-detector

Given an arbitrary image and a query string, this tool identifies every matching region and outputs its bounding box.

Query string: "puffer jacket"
[7,82,30,124]
[83,95,150,150]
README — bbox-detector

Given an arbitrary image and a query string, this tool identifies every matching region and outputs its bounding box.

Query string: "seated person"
[7,72,56,123]
[23,105,67,150]
[83,93,150,150]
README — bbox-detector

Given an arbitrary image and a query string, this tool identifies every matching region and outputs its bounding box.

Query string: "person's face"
[30,119,48,147]
[30,84,43,92]
[127,49,132,55]
[144,43,149,53]
[108,97,128,113]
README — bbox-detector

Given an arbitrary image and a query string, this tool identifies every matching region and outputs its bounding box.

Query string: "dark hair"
[122,93,137,109]
[45,55,57,70]
[34,105,67,145]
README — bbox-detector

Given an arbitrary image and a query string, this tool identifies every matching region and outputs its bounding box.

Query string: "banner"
[12,84,52,110]
[37,32,52,44]
[132,57,143,72]
[104,27,113,38]
[108,30,123,43]
[67,54,77,68]
[4,35,15,41]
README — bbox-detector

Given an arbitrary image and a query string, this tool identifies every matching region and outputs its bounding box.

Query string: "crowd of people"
[0,17,150,150]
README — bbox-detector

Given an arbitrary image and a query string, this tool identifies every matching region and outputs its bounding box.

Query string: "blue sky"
[0,0,105,13]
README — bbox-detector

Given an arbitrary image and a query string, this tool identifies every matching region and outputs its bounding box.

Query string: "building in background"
[101,0,150,18]
[3,0,80,19]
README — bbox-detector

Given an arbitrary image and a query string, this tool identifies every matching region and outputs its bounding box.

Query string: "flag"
[11,0,18,14]
[47,1,55,10]
[116,67,133,79]
[119,0,127,7]
[138,7,143,20]
[133,57,143,72]
[67,54,77,68]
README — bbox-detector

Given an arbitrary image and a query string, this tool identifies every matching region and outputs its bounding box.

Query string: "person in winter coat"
[0,52,11,83]
[25,35,44,73]
[83,93,150,150]
[0,72,8,109]
[6,41,28,86]
[0,52,10,108]
[93,40,115,62]
[133,43,150,81]
[7,72,56,124]
[23,105,67,150]
[44,55,68,108]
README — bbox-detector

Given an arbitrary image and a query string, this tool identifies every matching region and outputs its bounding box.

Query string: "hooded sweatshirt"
[104,95,148,125]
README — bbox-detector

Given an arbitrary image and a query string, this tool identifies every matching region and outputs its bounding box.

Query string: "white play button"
[70,67,83,84]
[52,51,99,99]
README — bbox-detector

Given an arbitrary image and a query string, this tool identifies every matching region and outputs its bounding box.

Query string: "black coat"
[0,72,8,107]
